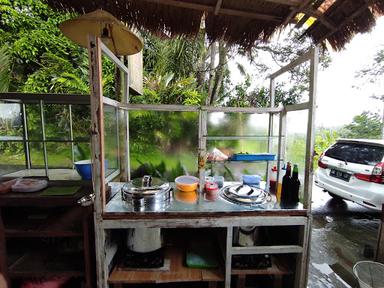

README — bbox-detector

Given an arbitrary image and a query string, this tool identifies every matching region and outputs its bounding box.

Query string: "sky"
[230,17,384,131]
[316,17,384,128]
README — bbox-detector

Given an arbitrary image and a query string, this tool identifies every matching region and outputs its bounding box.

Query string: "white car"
[315,139,384,211]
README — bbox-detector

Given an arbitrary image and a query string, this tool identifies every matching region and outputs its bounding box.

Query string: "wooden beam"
[263,0,301,5]
[141,0,283,22]
[282,0,314,26]
[214,0,222,15]
[295,0,326,28]
[301,8,336,30]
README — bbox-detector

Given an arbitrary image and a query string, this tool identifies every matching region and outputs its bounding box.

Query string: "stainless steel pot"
[126,227,163,253]
[233,226,261,247]
[122,176,170,253]
[121,175,171,212]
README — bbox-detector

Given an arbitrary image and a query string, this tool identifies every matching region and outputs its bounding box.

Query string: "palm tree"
[0,46,11,92]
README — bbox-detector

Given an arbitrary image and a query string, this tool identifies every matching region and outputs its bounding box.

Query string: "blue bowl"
[74,160,109,180]
[74,160,92,180]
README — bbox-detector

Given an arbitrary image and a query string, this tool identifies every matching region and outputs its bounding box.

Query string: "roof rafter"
[214,0,223,15]
[140,0,283,22]
[282,0,314,26]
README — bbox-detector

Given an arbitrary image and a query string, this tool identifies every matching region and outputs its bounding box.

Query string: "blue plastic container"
[74,160,92,180]
[242,175,261,186]
[74,160,109,180]
[230,153,276,161]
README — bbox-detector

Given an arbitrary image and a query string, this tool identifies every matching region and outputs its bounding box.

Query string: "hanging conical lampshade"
[59,9,143,56]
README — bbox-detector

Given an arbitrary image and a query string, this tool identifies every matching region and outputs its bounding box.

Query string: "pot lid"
[122,175,170,196]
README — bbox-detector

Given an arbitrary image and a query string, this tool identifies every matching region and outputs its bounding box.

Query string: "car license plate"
[330,169,351,182]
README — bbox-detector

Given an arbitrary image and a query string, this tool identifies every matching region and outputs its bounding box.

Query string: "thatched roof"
[45,0,384,50]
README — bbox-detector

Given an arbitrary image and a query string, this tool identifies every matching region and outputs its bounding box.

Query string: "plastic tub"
[74,160,93,180]
[175,176,199,192]
[353,261,384,288]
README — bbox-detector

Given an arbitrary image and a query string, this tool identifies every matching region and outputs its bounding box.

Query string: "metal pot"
[126,227,163,253]
[121,175,171,212]
[122,176,169,253]
[233,226,260,247]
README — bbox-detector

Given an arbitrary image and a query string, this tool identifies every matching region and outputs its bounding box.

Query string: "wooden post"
[376,204,384,263]
[304,47,318,211]
[225,226,233,288]
[0,208,9,286]
[88,35,108,287]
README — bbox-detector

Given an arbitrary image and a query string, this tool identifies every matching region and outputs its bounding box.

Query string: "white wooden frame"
[87,38,318,287]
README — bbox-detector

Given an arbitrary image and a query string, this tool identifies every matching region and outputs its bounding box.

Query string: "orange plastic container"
[175,176,199,192]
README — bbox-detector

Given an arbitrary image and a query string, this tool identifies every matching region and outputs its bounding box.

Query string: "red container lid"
[205,182,218,192]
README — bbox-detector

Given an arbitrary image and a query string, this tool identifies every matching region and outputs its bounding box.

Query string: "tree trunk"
[210,40,227,105]
[207,42,217,105]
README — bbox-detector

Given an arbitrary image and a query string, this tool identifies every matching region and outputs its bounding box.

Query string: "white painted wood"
[266,78,276,192]
[124,57,131,182]
[101,216,308,229]
[88,35,107,287]
[204,106,283,113]
[232,245,303,255]
[100,41,130,74]
[103,96,120,108]
[304,47,318,211]
[225,226,233,288]
[270,49,312,79]
[198,109,207,194]
[285,102,310,112]
[118,103,200,112]
[277,110,287,194]
[294,221,308,288]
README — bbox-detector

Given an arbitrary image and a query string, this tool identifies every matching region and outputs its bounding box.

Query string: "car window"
[325,143,384,166]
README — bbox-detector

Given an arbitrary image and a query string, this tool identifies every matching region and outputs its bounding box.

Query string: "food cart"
[2,1,384,287]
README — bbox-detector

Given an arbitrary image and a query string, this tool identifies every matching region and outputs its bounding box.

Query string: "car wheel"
[328,192,343,201]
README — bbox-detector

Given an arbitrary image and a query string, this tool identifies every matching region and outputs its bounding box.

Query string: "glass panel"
[46,142,72,168]
[0,142,26,176]
[129,111,199,181]
[0,103,23,140]
[44,104,70,140]
[26,104,42,140]
[286,110,308,199]
[74,142,91,162]
[206,139,277,182]
[104,105,119,177]
[208,112,269,137]
[102,55,117,100]
[29,142,45,168]
[72,105,91,141]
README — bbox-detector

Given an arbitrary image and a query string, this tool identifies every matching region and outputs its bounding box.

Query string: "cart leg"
[236,275,246,288]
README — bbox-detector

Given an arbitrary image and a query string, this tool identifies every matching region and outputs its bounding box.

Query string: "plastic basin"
[353,261,384,288]
[74,160,93,180]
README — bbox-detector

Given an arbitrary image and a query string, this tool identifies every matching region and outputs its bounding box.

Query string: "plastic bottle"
[269,166,277,194]
[291,164,300,204]
[280,162,292,206]
[276,163,286,202]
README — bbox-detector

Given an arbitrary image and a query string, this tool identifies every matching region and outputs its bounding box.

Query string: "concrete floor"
[309,186,381,288]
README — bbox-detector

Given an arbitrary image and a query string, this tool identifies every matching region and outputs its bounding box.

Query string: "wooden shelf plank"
[232,245,303,255]
[9,251,84,278]
[108,246,224,284]
[4,206,84,238]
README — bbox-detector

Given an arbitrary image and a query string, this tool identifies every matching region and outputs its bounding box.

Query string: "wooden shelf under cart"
[0,185,94,288]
